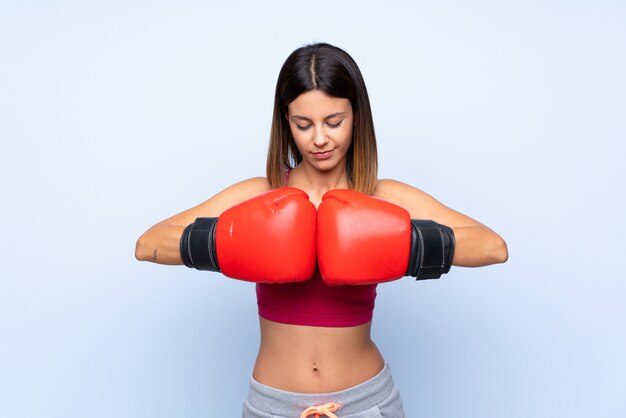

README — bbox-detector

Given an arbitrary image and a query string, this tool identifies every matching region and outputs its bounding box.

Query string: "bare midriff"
[252,317,385,393]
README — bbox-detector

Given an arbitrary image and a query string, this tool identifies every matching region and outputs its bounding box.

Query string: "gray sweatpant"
[242,363,405,417]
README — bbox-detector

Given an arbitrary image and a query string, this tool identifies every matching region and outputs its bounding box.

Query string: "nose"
[313,126,329,147]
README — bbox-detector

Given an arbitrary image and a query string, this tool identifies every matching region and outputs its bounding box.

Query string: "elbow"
[492,236,509,264]
[135,234,150,262]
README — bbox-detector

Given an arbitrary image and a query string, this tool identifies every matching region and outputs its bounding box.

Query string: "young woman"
[135,43,508,417]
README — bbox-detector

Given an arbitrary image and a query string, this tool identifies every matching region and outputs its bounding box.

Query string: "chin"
[308,154,347,172]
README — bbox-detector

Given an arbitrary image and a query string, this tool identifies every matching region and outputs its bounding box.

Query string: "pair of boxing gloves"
[180,188,455,285]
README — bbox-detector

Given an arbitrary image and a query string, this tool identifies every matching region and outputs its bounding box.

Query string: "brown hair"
[266,43,378,195]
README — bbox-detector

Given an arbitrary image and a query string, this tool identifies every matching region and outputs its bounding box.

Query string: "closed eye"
[295,120,343,130]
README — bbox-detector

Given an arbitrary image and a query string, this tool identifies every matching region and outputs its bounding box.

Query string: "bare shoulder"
[373,179,438,215]
[158,177,272,227]
[374,179,482,227]
[216,177,273,203]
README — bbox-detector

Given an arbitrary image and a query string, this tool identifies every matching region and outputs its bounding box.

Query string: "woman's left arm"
[375,179,508,267]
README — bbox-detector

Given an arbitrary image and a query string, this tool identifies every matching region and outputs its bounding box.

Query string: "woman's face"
[287,90,353,172]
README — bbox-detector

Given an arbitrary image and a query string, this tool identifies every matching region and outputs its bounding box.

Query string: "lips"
[313,150,334,160]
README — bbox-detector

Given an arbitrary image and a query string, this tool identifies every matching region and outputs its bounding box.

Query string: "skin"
[135,89,508,393]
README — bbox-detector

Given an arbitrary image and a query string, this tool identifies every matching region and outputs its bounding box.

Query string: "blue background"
[1,1,625,417]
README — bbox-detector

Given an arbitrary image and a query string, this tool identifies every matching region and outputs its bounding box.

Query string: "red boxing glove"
[180,188,317,283]
[317,189,410,285]
[317,189,455,285]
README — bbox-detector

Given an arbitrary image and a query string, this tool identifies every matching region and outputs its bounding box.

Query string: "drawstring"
[300,402,341,418]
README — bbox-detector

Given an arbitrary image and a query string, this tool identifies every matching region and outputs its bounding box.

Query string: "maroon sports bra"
[255,169,377,327]
[256,269,377,327]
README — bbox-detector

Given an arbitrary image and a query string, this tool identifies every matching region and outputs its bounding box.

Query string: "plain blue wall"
[1,1,625,417]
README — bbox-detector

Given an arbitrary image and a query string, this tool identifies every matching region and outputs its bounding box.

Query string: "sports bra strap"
[283,168,292,186]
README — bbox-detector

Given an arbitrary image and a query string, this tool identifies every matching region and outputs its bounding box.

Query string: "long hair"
[266,43,378,195]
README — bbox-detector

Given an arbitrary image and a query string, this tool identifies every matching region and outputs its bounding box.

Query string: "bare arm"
[374,179,508,267]
[135,177,272,265]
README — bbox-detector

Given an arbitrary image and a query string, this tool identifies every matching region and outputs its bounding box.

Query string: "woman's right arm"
[135,177,271,265]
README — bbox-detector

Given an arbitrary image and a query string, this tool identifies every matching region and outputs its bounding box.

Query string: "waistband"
[246,363,395,416]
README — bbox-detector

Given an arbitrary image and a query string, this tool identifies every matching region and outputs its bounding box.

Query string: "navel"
[312,363,320,376]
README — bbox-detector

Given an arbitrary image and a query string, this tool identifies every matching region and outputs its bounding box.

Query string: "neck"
[291,163,349,200]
